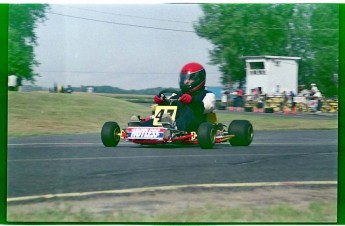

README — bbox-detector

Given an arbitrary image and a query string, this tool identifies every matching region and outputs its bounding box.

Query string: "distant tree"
[194,4,338,97]
[8,4,49,83]
[308,4,338,97]
[288,4,338,96]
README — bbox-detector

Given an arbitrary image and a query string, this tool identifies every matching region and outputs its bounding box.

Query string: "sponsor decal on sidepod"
[127,127,165,139]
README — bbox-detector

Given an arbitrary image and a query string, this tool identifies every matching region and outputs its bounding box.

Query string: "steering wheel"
[158,89,182,105]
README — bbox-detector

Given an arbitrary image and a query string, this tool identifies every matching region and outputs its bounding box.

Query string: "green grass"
[8,92,149,136]
[217,112,338,130]
[156,202,336,222]
[7,91,338,136]
[7,201,336,222]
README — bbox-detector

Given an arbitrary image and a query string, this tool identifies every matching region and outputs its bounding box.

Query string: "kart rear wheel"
[197,122,216,149]
[101,121,121,147]
[228,120,253,146]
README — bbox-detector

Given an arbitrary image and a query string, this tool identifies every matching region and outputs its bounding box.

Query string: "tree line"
[75,86,172,95]
[194,4,339,97]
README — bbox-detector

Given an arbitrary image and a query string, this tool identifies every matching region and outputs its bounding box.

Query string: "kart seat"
[207,112,217,124]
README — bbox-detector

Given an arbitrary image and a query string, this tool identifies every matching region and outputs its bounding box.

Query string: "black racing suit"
[141,88,214,132]
[175,89,213,132]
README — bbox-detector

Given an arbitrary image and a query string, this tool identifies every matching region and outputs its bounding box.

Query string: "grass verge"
[8,92,149,136]
[8,91,337,136]
[7,200,336,222]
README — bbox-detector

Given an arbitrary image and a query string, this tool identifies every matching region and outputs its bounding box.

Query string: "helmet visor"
[179,73,196,85]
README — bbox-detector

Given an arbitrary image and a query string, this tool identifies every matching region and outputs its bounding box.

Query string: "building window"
[249,61,266,75]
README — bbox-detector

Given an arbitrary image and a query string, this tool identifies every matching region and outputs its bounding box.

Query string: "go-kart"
[101,89,254,149]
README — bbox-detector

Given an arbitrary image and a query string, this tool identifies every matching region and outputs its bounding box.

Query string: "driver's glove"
[179,93,192,104]
[154,95,165,104]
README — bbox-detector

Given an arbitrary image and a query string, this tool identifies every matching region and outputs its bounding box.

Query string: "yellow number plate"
[153,106,177,126]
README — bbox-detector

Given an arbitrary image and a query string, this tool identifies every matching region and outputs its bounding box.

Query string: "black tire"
[197,122,216,149]
[228,120,254,146]
[101,121,121,147]
[264,107,274,113]
[245,107,253,112]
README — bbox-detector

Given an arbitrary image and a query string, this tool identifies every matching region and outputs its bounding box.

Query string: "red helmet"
[179,62,206,93]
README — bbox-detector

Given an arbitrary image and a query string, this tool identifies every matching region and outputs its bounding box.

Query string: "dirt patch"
[8,184,337,222]
[84,186,336,215]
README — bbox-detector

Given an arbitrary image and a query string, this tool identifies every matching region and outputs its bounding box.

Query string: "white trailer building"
[242,56,301,95]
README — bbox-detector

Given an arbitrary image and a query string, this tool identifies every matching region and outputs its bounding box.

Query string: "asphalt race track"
[7,130,337,199]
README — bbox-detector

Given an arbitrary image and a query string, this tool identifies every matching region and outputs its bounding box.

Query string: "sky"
[33,4,223,90]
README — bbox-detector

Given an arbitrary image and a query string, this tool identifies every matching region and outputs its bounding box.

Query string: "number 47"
[152,106,178,126]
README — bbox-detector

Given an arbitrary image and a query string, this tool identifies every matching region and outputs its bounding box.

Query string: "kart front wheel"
[228,120,254,146]
[101,121,121,147]
[197,122,216,149]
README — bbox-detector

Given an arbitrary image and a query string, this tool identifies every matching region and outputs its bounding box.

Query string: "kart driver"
[153,62,216,132]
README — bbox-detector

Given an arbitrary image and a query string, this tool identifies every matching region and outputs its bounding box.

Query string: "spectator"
[252,88,259,101]
[234,87,244,107]
[298,85,310,97]
[310,83,318,96]
[313,88,322,113]
[289,91,296,111]
[221,87,230,107]
[256,88,265,110]
[280,91,288,112]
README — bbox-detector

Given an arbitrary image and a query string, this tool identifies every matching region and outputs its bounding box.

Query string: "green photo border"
[0,2,343,225]
[338,3,344,225]
[0,3,8,225]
